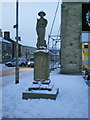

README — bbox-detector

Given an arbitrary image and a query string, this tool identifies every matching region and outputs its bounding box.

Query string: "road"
[0,66,33,87]
[0,67,32,77]
[0,62,59,87]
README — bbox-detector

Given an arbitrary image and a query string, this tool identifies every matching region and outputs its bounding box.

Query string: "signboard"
[82,3,90,31]
[81,31,90,43]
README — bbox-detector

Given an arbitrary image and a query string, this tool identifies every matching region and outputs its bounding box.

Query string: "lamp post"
[14,0,19,84]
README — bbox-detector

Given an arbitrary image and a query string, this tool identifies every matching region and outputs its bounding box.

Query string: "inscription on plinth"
[34,51,49,81]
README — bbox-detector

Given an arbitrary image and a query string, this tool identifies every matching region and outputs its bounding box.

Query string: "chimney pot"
[0,29,3,37]
[4,31,10,40]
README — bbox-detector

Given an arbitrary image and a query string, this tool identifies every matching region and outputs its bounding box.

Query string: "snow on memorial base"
[22,82,59,100]
[22,50,59,100]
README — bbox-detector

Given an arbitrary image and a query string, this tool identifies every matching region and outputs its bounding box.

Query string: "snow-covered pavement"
[0,64,15,72]
[1,65,88,118]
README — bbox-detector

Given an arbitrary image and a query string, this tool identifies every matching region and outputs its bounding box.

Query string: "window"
[30,58,34,61]
[4,44,6,50]
[84,45,88,48]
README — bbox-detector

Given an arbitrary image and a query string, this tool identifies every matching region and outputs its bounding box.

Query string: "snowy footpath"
[1,65,88,118]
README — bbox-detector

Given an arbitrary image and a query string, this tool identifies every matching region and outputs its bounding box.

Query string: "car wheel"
[21,63,25,66]
[8,64,12,67]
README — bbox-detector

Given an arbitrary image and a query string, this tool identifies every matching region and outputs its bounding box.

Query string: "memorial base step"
[22,85,59,100]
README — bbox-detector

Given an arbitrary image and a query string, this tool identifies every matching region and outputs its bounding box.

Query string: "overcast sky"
[1,1,61,47]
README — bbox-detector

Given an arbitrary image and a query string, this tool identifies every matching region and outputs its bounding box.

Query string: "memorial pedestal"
[22,83,59,100]
[22,49,59,100]
[34,50,49,81]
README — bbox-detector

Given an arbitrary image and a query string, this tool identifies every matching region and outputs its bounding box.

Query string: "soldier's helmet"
[38,11,46,17]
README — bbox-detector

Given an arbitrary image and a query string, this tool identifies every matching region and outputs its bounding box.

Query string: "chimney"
[0,29,3,37]
[4,31,10,40]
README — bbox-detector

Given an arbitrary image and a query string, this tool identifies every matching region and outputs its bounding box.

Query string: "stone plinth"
[22,84,59,100]
[34,50,49,81]
[22,49,59,100]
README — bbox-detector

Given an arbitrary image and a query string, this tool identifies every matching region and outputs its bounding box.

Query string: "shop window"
[84,45,88,48]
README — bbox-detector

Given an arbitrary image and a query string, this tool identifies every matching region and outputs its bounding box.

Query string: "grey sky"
[1,1,61,47]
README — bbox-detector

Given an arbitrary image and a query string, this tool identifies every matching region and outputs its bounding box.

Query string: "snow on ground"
[1,67,88,118]
[0,64,15,72]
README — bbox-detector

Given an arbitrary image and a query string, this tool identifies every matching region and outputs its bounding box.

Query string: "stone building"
[0,39,2,63]
[0,31,12,63]
[2,37,12,63]
[21,45,36,59]
[60,0,90,74]
[0,29,2,63]
[3,31,22,59]
[0,29,37,63]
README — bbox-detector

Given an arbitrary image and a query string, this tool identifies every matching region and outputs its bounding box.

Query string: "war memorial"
[22,11,59,100]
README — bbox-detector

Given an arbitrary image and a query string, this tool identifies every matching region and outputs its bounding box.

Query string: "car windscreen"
[12,59,16,62]
[30,58,34,61]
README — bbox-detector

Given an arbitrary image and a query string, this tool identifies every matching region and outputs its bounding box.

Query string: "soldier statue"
[36,11,48,49]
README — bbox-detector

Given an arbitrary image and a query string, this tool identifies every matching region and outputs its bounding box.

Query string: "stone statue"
[36,11,48,48]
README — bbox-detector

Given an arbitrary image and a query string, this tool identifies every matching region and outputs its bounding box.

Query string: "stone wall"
[60,2,82,74]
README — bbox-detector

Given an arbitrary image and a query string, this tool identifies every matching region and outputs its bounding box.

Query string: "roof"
[0,37,36,48]
[0,37,12,44]
[11,37,23,45]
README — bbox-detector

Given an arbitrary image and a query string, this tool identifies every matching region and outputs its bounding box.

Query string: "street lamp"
[13,0,19,84]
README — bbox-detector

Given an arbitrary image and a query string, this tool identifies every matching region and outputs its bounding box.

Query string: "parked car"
[27,57,34,67]
[5,57,27,67]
